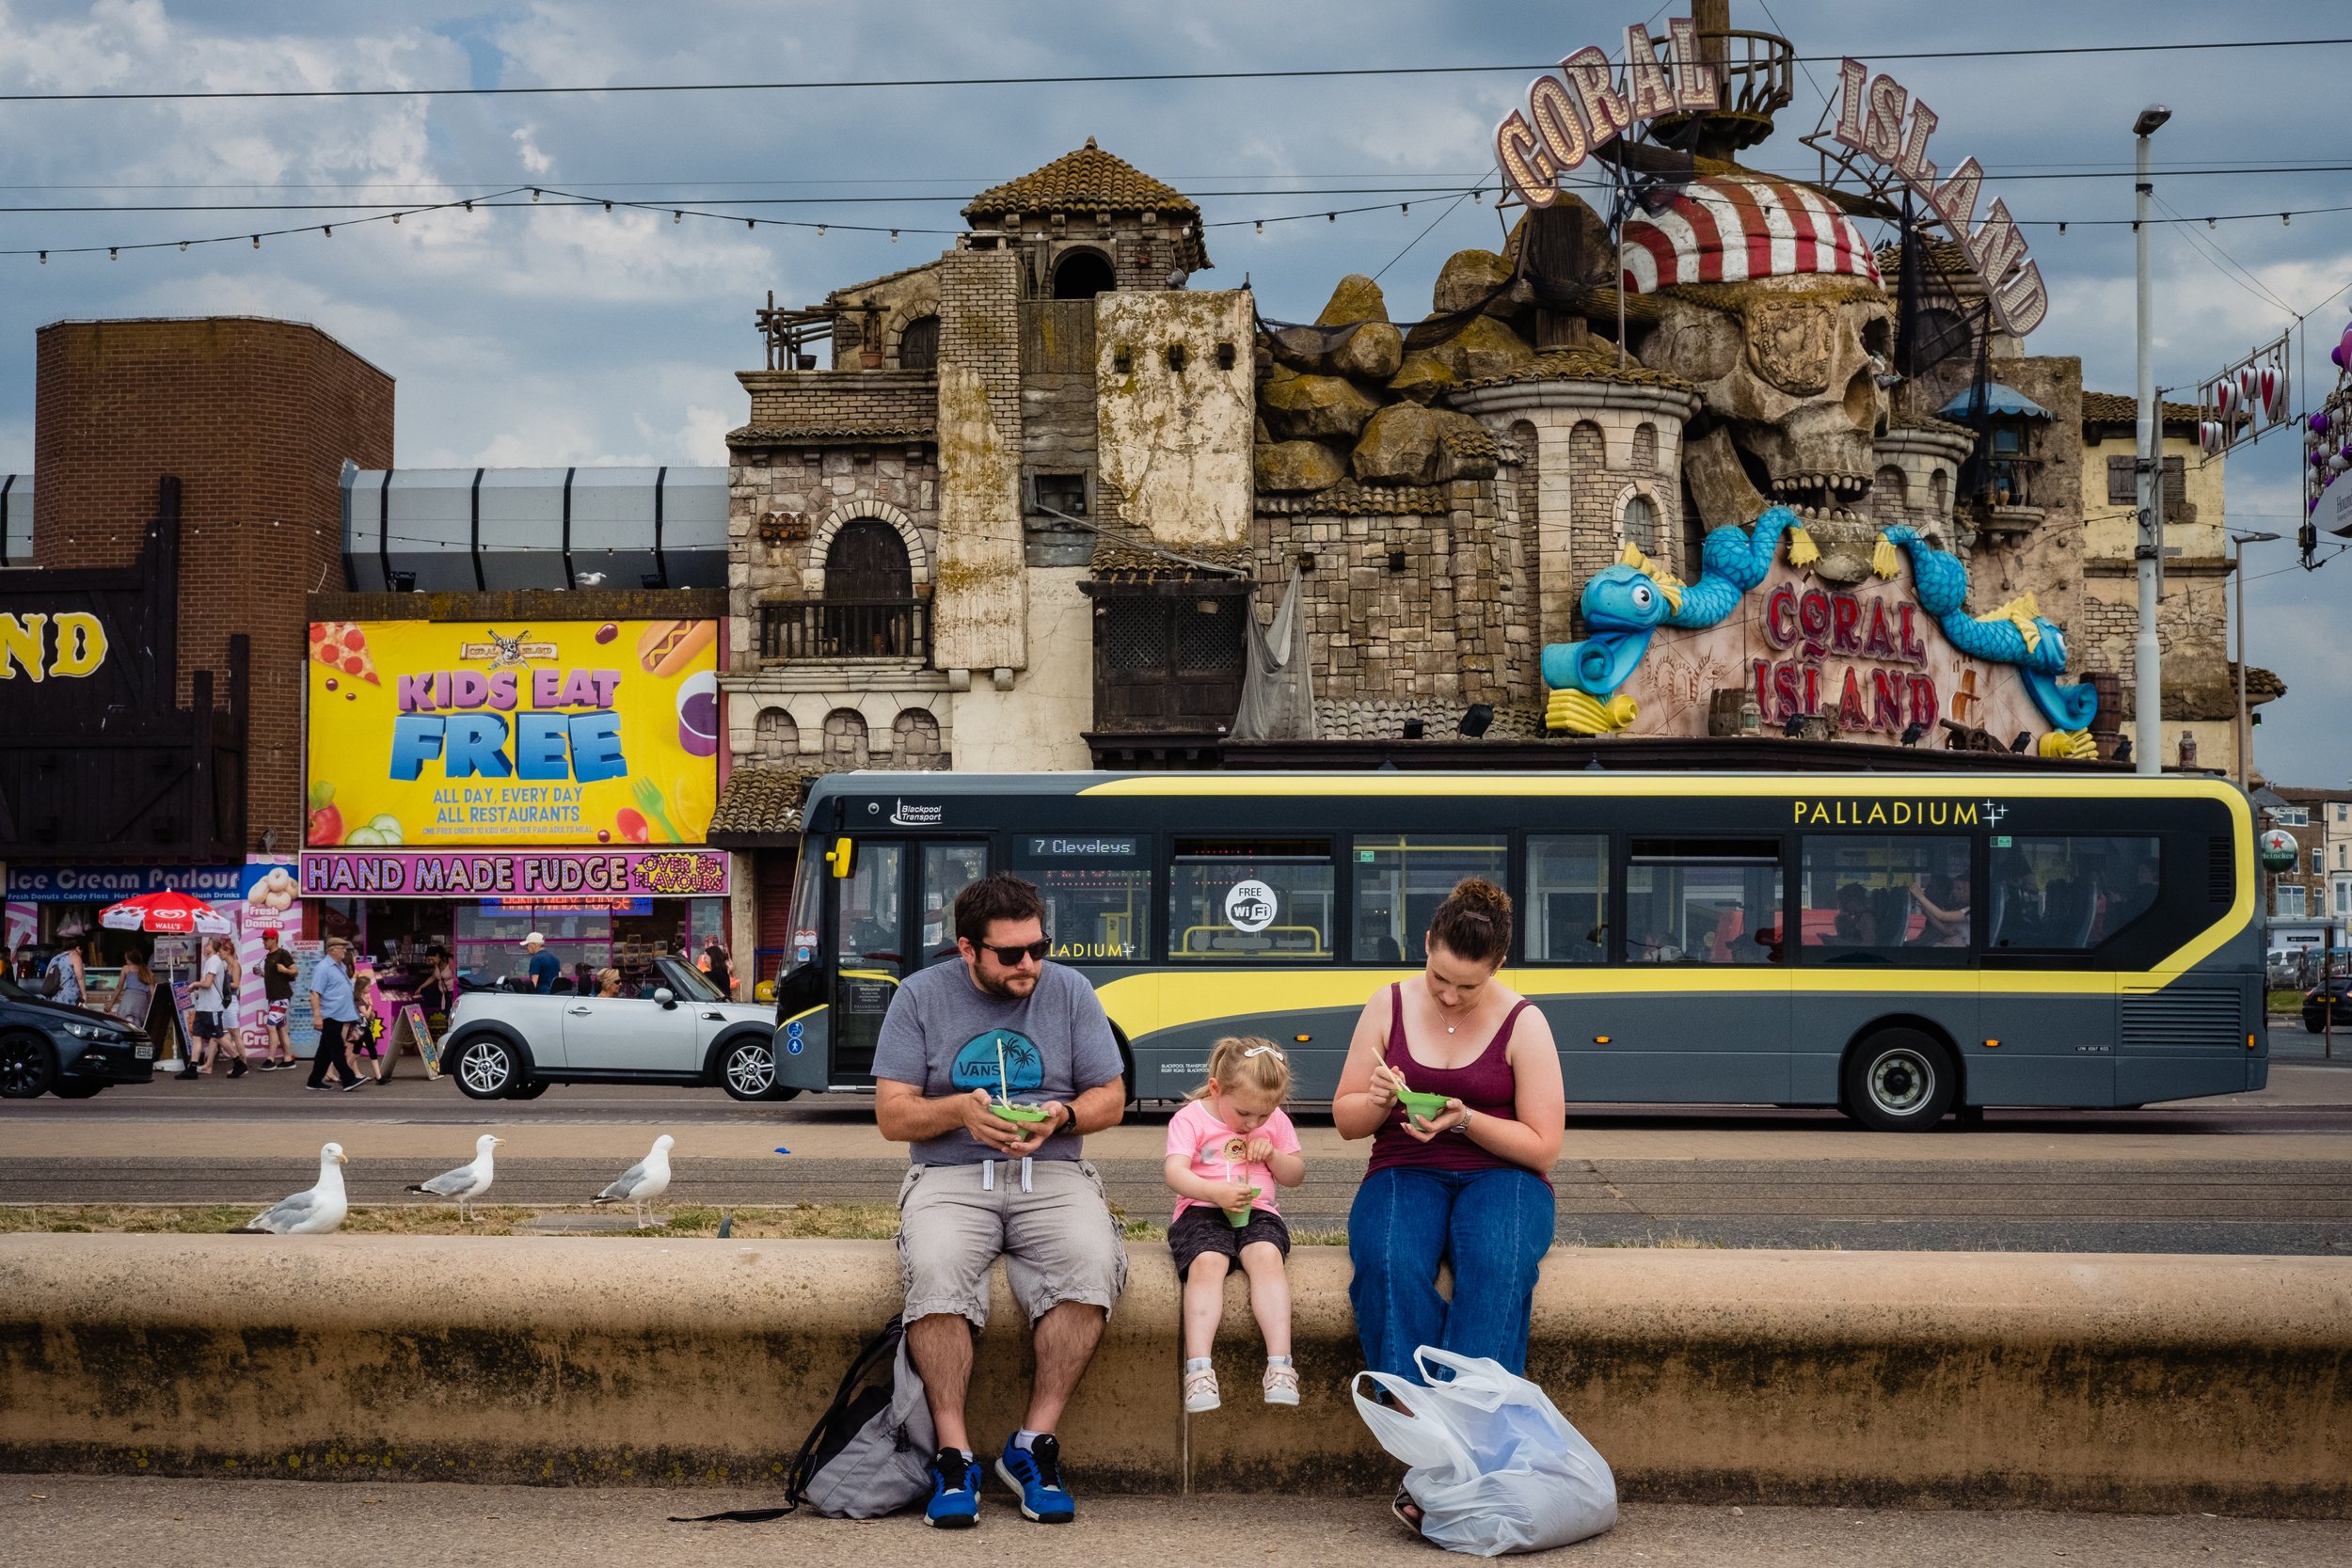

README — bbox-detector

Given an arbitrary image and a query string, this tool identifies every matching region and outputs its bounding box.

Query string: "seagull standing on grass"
[405,1133,502,1223]
[593,1134,674,1227]
[237,1142,349,1234]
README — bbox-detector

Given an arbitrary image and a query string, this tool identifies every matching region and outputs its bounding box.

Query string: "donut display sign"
[305,619,721,847]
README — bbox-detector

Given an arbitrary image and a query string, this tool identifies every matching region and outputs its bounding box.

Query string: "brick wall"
[1250,479,1512,706]
[32,317,395,852]
[736,370,935,433]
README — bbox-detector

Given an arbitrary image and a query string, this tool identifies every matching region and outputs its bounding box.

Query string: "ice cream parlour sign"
[1493,16,2044,334]
[1541,508,2101,757]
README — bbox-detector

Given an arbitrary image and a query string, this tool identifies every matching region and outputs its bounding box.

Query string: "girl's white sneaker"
[1263,1363,1300,1405]
[1184,1366,1221,1413]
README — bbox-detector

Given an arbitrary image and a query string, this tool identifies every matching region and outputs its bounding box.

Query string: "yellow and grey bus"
[770,770,2264,1131]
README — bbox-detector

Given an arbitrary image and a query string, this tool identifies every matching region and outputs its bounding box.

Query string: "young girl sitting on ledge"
[1163,1036,1307,1413]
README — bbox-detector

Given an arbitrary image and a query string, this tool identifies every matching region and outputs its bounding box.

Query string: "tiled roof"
[1885,413,1978,439]
[1874,236,1973,278]
[963,139,1200,220]
[1255,478,1454,516]
[1454,345,1693,393]
[708,765,822,840]
[727,421,934,448]
[1090,533,1252,579]
[2081,390,2205,429]
[1313,698,1540,742]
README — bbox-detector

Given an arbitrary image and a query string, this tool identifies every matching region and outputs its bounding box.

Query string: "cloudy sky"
[0,0,2344,783]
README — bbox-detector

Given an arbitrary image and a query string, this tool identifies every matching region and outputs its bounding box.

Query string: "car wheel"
[720,1037,782,1101]
[53,1082,106,1099]
[452,1036,521,1100]
[0,1034,56,1099]
[2307,1017,2326,1035]
[507,1078,551,1101]
[1841,1028,1958,1132]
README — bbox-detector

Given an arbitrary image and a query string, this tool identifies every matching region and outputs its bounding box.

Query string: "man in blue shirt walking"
[306,937,365,1092]
[522,932,562,993]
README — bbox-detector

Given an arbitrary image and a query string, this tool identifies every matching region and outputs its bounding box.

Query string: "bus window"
[1352,834,1507,963]
[1525,835,1608,963]
[918,843,990,965]
[1170,837,1334,960]
[1799,835,1971,963]
[1017,834,1151,963]
[1991,836,2161,948]
[1626,839,1783,965]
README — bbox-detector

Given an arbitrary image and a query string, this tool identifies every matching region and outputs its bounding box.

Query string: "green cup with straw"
[990,1034,1050,1124]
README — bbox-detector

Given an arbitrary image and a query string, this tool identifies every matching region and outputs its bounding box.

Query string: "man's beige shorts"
[896,1159,1130,1329]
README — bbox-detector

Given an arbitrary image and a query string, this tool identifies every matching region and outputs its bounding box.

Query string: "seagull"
[405,1133,502,1223]
[237,1142,349,1234]
[592,1134,674,1228]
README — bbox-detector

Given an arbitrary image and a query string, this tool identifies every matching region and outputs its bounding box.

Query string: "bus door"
[827,839,990,1084]
[1980,832,2167,1105]
[1592,837,1792,1103]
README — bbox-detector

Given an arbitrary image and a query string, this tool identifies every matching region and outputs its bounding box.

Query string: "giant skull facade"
[1623,178,1894,585]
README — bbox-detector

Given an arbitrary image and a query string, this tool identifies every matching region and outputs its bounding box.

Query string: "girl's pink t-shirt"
[1166,1099,1300,1220]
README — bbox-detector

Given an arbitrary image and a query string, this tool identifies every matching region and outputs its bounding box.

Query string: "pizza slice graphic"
[310,621,381,685]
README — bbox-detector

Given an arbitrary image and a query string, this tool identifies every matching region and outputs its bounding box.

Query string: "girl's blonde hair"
[1190,1035,1291,1104]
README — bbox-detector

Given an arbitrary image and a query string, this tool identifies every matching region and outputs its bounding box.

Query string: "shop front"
[298,847,731,1012]
[302,608,730,1022]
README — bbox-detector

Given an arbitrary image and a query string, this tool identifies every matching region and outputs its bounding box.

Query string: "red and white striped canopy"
[1621,176,1883,294]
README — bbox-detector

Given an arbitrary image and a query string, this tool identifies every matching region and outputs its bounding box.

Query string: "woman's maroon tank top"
[1366,982,1531,1177]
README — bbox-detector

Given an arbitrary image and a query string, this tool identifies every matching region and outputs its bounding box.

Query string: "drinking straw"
[996,1037,1009,1102]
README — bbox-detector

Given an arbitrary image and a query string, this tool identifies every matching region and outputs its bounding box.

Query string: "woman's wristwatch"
[1454,1108,1474,1136]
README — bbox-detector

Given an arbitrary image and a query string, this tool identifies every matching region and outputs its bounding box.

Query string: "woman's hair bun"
[1428,876,1513,965]
[1450,876,1510,913]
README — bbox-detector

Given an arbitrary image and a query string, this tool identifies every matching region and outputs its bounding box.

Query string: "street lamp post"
[2229,529,2280,790]
[2134,104,2171,777]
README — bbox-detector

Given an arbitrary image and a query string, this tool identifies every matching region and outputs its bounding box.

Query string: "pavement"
[5,1477,2346,1568]
[8,1051,2352,1252]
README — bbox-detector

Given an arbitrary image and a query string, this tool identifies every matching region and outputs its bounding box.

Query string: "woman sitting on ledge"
[1333,877,1565,1387]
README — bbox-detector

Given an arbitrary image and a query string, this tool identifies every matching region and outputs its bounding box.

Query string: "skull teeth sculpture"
[1623,176,1896,585]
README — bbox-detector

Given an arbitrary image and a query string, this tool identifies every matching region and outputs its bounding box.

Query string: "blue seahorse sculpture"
[1877,526,2099,734]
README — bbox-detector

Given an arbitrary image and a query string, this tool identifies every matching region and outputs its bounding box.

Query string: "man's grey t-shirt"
[871,960,1121,1165]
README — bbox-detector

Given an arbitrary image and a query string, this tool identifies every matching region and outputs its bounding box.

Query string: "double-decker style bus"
[770,770,2263,1131]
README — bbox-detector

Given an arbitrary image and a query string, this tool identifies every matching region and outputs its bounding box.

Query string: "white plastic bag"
[1352,1347,1616,1557]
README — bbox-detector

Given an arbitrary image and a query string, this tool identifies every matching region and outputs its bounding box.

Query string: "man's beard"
[973,968,1038,1000]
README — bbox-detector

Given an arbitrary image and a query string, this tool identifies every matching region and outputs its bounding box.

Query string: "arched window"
[1631,422,1659,471]
[822,709,870,768]
[825,518,912,601]
[1930,467,1950,518]
[754,708,800,763]
[892,709,946,770]
[897,315,939,372]
[1621,493,1658,553]
[1052,249,1116,300]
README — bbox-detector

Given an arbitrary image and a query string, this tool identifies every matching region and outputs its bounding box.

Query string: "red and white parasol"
[99,889,233,937]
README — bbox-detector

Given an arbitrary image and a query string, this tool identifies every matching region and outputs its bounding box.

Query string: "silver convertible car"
[440,955,794,1101]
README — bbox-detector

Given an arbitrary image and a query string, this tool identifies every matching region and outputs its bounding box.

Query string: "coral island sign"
[1494,17,2044,335]
[1542,509,2100,758]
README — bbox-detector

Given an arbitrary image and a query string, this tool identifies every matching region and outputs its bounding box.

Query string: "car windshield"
[655,956,724,1004]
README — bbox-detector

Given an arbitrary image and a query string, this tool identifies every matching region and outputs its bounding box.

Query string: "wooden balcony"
[758,598,930,663]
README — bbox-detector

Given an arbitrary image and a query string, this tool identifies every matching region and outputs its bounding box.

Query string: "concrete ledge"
[2,1238,2347,1514]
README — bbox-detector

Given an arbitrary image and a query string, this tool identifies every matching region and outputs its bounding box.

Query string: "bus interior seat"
[1372,935,1404,964]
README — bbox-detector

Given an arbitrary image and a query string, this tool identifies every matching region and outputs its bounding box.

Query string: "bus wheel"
[1842,1029,1956,1132]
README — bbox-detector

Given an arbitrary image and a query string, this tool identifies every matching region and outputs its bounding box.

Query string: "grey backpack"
[674,1314,934,1523]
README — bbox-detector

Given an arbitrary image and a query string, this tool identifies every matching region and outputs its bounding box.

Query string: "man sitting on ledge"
[873,871,1129,1529]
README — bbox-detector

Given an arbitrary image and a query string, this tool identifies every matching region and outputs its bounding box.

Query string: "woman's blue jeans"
[1348,1164,1554,1382]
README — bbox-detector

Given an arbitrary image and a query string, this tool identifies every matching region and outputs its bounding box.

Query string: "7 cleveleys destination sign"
[1494,16,2046,336]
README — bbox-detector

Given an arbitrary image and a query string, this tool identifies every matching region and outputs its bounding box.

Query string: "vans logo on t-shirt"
[950,1031,1041,1094]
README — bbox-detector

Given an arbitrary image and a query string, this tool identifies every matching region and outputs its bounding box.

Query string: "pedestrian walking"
[188,935,244,1078]
[306,936,363,1092]
[350,972,391,1083]
[113,946,157,1034]
[41,928,87,1006]
[701,941,735,999]
[256,927,298,1069]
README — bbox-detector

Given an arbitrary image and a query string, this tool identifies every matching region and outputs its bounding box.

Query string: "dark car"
[2302,977,2352,1034]
[0,974,156,1099]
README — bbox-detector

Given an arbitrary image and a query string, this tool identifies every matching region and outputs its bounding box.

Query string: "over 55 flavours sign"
[1494,15,2043,335]
[305,619,720,847]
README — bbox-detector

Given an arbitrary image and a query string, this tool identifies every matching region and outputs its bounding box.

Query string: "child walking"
[1163,1036,1307,1413]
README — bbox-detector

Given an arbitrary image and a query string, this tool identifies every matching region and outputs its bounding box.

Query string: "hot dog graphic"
[635,620,715,678]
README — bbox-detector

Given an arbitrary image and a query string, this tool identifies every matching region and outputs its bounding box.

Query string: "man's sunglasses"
[980,939,1052,965]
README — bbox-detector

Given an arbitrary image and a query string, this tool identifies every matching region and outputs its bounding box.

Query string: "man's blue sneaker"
[926,1447,979,1528]
[994,1433,1075,1523]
